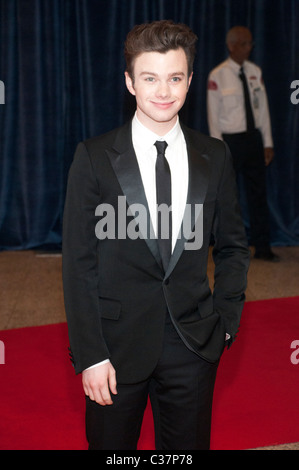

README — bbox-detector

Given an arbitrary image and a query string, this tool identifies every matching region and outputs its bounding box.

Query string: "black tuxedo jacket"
[62,120,250,382]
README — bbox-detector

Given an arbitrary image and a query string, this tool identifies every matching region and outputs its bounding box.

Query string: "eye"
[171,76,182,83]
[145,76,155,82]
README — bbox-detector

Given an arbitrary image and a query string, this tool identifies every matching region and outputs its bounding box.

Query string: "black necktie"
[239,66,255,132]
[154,140,171,271]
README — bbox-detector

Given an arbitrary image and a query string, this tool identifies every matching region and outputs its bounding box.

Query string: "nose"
[156,80,170,98]
[243,41,253,52]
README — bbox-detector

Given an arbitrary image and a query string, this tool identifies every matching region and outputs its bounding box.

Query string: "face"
[228,28,253,65]
[125,48,192,135]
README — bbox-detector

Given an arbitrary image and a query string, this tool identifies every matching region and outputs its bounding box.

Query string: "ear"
[187,72,193,90]
[226,42,233,54]
[125,71,136,96]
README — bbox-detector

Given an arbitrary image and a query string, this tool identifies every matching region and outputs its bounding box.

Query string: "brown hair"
[124,20,197,79]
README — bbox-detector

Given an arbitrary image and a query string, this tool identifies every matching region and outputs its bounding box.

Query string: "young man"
[63,20,250,450]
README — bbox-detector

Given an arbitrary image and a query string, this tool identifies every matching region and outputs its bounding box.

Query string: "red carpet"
[0,297,299,450]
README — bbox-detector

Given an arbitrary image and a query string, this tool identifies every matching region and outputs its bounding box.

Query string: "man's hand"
[82,362,117,406]
[264,147,274,166]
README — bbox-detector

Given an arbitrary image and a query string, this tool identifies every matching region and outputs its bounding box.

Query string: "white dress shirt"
[132,113,189,251]
[207,57,273,148]
[86,114,189,370]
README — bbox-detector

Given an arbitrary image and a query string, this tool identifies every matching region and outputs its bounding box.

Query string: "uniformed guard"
[207,26,278,262]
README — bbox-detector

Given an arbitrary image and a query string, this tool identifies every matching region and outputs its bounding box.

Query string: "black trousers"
[223,129,270,251]
[85,315,219,450]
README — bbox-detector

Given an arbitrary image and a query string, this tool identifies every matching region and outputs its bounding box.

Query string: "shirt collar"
[228,57,249,73]
[132,112,181,150]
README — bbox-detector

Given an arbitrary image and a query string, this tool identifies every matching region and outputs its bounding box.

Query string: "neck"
[230,55,244,66]
[136,109,178,136]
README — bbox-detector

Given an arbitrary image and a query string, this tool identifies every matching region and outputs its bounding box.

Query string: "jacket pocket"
[98,297,121,320]
[197,295,214,319]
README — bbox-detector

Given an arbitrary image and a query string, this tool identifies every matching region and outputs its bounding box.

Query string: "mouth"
[151,101,175,110]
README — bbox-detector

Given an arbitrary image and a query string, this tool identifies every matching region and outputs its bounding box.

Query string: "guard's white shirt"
[207,57,273,148]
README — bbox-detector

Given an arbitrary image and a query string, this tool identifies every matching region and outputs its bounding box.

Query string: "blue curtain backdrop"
[0,0,298,250]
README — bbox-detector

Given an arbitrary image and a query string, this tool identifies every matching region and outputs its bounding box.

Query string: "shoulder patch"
[207,80,218,91]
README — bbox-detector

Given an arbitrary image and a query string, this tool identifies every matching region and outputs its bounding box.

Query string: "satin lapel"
[165,129,210,278]
[105,122,162,267]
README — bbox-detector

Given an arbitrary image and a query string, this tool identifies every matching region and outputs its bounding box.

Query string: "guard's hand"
[82,362,117,406]
[264,147,274,166]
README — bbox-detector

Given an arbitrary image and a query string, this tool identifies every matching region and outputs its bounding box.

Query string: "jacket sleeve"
[211,141,250,344]
[62,142,110,374]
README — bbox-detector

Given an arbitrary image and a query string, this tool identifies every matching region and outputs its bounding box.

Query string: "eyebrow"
[139,71,186,77]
